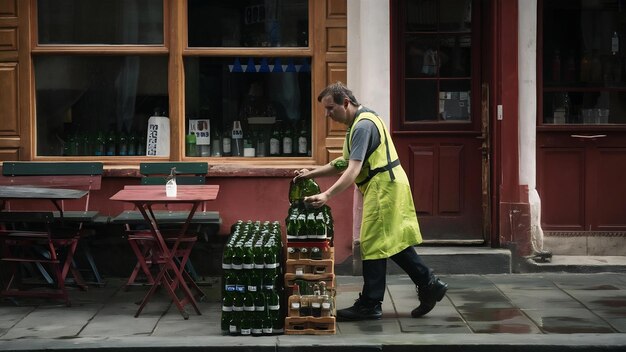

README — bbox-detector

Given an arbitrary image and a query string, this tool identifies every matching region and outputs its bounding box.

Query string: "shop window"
[541,0,626,125]
[187,0,308,47]
[400,0,475,126]
[184,57,312,158]
[37,0,164,45]
[34,56,168,157]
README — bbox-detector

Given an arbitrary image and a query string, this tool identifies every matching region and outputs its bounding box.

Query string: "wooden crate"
[286,258,334,275]
[287,294,336,318]
[286,242,333,260]
[284,316,336,335]
[285,273,335,296]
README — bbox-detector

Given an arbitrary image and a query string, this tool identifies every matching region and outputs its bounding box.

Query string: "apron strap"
[356,159,399,187]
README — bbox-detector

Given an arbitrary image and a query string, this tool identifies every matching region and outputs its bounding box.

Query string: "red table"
[110,184,219,319]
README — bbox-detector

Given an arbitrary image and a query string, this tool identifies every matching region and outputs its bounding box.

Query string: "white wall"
[347,0,390,124]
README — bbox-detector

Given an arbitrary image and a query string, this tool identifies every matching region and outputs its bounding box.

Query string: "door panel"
[592,147,626,230]
[537,146,586,231]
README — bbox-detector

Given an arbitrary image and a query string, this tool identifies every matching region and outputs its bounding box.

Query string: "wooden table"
[110,185,220,319]
[0,185,88,219]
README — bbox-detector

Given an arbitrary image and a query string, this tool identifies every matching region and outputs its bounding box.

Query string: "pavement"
[1,273,626,351]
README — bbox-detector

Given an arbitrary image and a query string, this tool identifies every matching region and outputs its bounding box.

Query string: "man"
[294,82,447,321]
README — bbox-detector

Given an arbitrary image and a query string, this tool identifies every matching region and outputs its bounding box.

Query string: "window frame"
[28,0,325,164]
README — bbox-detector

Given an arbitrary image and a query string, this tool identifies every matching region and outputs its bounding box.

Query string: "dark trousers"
[361,246,433,303]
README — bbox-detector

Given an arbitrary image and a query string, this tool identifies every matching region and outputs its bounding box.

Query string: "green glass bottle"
[221,291,233,335]
[230,292,244,335]
[242,242,254,270]
[252,291,266,336]
[306,210,316,239]
[296,212,307,238]
[231,242,243,271]
[315,210,327,239]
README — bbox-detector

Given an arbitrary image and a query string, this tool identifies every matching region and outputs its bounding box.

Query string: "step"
[521,255,626,273]
[341,245,512,275]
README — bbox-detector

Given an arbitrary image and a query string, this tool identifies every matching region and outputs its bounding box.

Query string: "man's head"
[317,82,360,125]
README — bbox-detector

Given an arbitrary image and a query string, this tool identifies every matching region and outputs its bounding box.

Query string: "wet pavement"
[1,273,626,351]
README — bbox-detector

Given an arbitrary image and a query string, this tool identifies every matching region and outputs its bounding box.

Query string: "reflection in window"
[188,0,308,47]
[402,0,473,123]
[37,0,163,45]
[34,56,168,156]
[184,57,312,157]
[542,0,626,125]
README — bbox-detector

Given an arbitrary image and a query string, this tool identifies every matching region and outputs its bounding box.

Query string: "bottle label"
[222,263,232,270]
[254,264,265,269]
[265,263,278,269]
[231,263,242,270]
[223,138,231,153]
[243,263,254,270]
[236,284,246,293]
[222,306,233,312]
[244,306,255,312]
[233,306,244,312]
[270,138,280,155]
[229,325,238,333]
[248,285,257,292]
[298,137,307,154]
[240,328,251,335]
[225,284,236,292]
[312,302,321,308]
[262,327,273,334]
[255,306,265,312]
[267,304,280,310]
[264,284,275,291]
[283,137,292,154]
[252,328,263,335]
[291,302,301,309]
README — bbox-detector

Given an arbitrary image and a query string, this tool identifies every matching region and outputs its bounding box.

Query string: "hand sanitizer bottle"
[166,167,177,197]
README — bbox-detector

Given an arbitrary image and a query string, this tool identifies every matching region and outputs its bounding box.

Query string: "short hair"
[317,81,359,106]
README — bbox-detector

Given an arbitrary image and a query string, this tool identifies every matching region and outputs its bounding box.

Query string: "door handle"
[570,134,607,139]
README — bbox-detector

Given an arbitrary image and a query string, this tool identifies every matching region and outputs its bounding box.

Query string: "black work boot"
[337,294,382,321]
[411,277,448,318]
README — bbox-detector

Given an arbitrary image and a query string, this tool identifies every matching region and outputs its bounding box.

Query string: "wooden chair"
[0,211,80,306]
[117,162,218,291]
[0,162,105,287]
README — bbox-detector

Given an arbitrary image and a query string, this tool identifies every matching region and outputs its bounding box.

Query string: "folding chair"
[123,162,209,291]
[0,211,81,306]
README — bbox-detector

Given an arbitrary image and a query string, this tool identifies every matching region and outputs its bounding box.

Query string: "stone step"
[339,245,513,275]
[521,255,626,273]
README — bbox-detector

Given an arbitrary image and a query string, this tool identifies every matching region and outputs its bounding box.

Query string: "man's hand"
[304,192,329,208]
[293,168,311,183]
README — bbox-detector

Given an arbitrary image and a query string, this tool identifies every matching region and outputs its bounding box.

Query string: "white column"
[347,0,391,244]
[518,0,545,252]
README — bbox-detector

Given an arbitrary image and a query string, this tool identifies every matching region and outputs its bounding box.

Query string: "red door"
[391,0,486,242]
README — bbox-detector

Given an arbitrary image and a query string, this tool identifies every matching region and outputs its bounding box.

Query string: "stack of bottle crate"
[283,178,336,335]
[220,220,285,336]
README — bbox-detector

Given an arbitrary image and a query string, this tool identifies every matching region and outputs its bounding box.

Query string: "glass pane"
[188,0,308,47]
[184,57,312,157]
[405,35,440,77]
[543,91,625,125]
[37,0,164,45]
[543,0,625,88]
[440,80,471,121]
[405,80,437,121]
[34,56,168,156]
[439,35,471,77]
[406,0,437,32]
[438,0,472,32]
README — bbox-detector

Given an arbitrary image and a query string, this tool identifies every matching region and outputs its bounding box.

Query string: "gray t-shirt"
[349,117,381,162]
